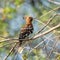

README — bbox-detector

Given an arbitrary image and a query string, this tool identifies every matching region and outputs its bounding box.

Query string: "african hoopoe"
[19,16,34,45]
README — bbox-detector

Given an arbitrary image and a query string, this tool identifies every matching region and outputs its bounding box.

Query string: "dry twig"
[4,43,17,60]
[48,0,60,5]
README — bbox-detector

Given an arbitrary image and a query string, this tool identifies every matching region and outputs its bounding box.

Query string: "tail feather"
[18,47,24,53]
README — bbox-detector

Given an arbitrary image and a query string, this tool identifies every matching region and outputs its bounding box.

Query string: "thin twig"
[37,7,60,19]
[48,0,60,5]
[48,38,59,58]
[29,34,53,53]
[43,35,60,59]
[0,36,9,39]
[33,13,57,36]
[42,34,53,60]
[12,50,18,60]
[53,52,60,55]
[3,43,17,60]
[0,38,19,43]
[49,40,57,58]
[0,42,18,48]
[29,35,60,54]
[33,24,60,39]
[33,13,60,38]
[29,38,47,53]
[43,35,60,49]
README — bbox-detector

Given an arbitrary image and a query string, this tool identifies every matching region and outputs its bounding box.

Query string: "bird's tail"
[18,46,24,53]
[18,41,28,53]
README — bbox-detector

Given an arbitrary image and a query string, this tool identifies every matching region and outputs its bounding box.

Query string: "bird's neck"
[26,21,32,25]
[25,19,32,25]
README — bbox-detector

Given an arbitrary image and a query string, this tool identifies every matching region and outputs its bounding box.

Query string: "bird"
[18,16,34,53]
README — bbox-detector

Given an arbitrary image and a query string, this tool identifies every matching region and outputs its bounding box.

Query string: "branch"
[48,35,60,58]
[43,35,60,49]
[0,36,9,39]
[0,38,19,43]
[33,13,57,36]
[0,42,18,48]
[29,35,60,53]
[33,13,60,37]
[48,40,58,58]
[4,43,17,60]
[48,0,60,5]
[29,37,48,53]
[53,52,60,55]
[33,24,60,39]
[38,7,60,19]
[0,8,3,13]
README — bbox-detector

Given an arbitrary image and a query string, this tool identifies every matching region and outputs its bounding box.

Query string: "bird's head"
[23,16,33,24]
